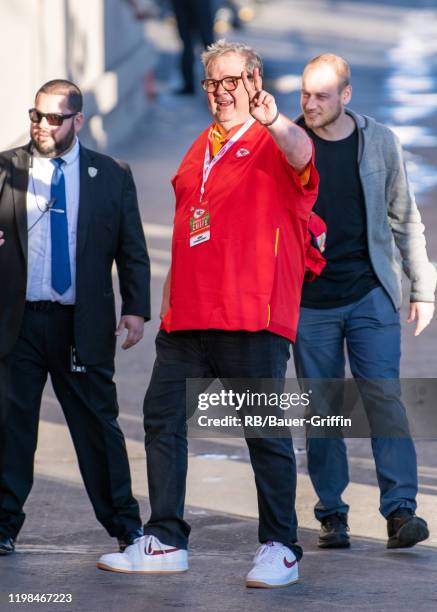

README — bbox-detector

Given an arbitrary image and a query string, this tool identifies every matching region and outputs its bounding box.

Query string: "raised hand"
[241,67,279,126]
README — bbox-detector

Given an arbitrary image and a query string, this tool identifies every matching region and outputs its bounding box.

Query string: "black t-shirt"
[301,126,380,309]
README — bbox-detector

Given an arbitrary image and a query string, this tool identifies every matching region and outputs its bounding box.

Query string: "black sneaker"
[0,536,15,555]
[318,513,350,549]
[387,509,429,549]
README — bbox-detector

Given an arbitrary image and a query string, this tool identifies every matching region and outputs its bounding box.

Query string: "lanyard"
[200,118,255,201]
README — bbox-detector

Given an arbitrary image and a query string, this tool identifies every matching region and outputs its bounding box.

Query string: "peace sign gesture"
[241,67,279,126]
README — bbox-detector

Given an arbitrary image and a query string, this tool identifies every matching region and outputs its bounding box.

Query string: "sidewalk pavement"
[2,416,437,611]
[2,1,437,610]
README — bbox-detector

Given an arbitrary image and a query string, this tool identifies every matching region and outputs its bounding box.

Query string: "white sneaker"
[97,535,188,574]
[245,541,299,588]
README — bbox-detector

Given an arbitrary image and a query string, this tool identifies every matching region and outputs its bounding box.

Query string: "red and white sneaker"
[245,541,299,588]
[97,535,188,574]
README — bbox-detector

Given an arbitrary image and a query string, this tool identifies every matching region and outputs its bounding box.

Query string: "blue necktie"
[50,158,71,295]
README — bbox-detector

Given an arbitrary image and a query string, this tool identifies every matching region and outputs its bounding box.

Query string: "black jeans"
[0,303,142,541]
[143,329,302,560]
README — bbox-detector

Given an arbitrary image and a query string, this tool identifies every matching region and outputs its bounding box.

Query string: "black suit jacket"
[0,143,150,364]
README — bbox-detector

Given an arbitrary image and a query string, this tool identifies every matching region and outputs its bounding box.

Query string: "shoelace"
[252,542,285,566]
[144,534,165,556]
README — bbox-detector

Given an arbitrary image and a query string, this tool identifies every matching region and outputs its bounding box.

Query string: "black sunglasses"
[28,108,78,127]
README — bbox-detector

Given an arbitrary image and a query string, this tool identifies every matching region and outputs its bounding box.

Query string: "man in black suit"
[0,79,150,556]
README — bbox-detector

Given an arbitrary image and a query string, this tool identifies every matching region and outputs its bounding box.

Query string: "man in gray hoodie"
[294,54,436,549]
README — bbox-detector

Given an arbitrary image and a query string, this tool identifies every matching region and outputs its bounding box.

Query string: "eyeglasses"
[201,75,253,93]
[28,108,78,126]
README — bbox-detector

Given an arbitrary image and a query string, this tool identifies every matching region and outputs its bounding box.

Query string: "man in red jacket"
[98,40,318,588]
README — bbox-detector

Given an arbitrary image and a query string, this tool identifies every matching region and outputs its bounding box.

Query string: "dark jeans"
[293,287,418,521]
[0,303,142,540]
[143,329,302,560]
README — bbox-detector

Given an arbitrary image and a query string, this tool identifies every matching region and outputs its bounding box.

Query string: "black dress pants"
[0,302,141,541]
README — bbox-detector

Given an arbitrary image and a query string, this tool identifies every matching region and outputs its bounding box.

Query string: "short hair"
[35,79,83,113]
[304,54,351,91]
[201,39,263,76]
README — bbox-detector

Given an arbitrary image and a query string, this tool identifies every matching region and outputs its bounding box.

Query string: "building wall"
[0,0,155,151]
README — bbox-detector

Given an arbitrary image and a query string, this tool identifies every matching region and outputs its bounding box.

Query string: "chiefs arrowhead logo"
[236,148,250,158]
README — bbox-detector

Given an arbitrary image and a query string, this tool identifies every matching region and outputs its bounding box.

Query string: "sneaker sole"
[246,578,299,589]
[96,562,188,574]
[387,518,429,549]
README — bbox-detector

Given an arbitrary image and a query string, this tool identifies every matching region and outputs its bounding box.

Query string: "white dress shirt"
[26,138,80,304]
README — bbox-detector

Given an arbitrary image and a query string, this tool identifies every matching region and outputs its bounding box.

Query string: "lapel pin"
[88,166,98,178]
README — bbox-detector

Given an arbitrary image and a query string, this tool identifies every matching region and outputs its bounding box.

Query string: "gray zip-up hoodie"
[298,109,436,308]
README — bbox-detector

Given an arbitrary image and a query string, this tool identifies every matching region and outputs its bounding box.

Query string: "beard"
[304,101,343,130]
[31,121,76,157]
